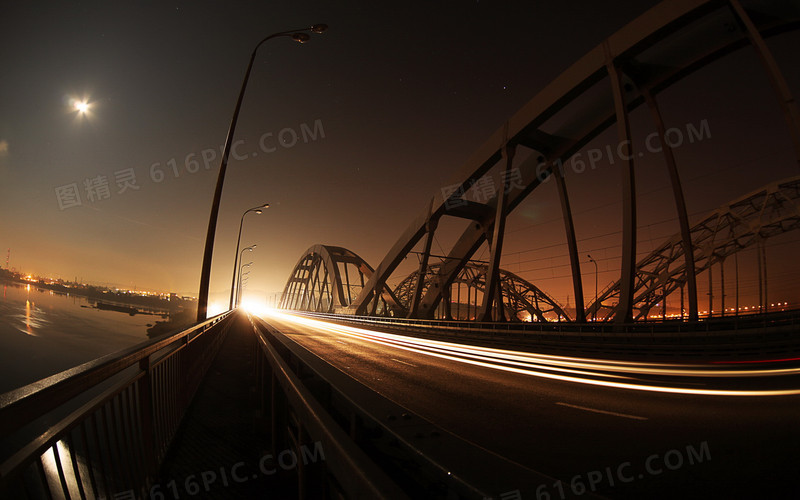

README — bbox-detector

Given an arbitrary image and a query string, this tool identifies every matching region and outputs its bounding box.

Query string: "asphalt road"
[260,311,800,499]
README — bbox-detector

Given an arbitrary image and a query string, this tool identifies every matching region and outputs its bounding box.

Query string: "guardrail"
[287,310,800,360]
[251,315,410,498]
[315,309,800,337]
[0,311,234,499]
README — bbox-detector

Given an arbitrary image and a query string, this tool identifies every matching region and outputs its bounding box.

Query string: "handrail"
[0,310,234,498]
[0,311,230,435]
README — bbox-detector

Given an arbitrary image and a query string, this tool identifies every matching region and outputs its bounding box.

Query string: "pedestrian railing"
[0,311,234,499]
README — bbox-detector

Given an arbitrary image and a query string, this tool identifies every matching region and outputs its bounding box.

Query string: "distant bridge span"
[588,174,800,321]
[281,252,571,322]
[278,244,401,315]
[393,263,571,322]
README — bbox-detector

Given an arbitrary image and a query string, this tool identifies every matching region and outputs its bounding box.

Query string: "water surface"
[0,281,159,393]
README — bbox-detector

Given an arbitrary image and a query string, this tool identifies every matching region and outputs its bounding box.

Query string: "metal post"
[644,91,699,320]
[409,200,436,318]
[720,259,725,317]
[197,25,327,322]
[554,164,585,322]
[708,264,713,318]
[729,0,800,168]
[588,255,598,321]
[757,241,763,314]
[137,357,156,480]
[235,248,254,307]
[456,282,461,320]
[762,242,768,313]
[479,142,516,321]
[229,205,268,310]
[604,41,636,324]
[735,251,739,316]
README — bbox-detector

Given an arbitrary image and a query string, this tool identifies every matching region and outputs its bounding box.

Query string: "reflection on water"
[24,299,36,336]
[0,280,156,393]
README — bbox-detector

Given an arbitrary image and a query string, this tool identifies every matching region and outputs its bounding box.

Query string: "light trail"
[261,310,800,397]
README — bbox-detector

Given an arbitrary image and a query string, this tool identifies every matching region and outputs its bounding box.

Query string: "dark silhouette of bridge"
[3,1,800,498]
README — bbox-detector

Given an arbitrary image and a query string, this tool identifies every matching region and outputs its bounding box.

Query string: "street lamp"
[588,254,598,321]
[238,277,250,305]
[229,204,269,309]
[196,24,328,321]
[235,246,256,306]
[237,262,253,307]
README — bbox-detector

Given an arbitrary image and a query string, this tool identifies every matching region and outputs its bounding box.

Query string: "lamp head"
[292,33,311,43]
[255,210,262,215]
[310,24,328,34]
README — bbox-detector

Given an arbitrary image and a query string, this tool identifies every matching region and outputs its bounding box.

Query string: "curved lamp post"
[229,204,269,309]
[197,24,328,321]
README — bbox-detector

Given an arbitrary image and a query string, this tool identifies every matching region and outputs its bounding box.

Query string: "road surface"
[260,310,800,499]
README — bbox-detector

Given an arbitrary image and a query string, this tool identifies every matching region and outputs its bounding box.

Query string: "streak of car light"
[262,310,800,397]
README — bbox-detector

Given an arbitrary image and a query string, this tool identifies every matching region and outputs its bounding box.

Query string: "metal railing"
[251,315,410,499]
[286,309,800,361]
[296,308,800,338]
[0,311,234,499]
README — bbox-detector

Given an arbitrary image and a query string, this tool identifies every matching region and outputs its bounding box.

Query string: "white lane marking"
[391,358,416,367]
[556,402,648,421]
[335,340,347,345]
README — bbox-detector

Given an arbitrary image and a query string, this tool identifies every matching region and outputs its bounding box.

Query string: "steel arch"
[394,263,570,322]
[588,175,800,321]
[279,244,401,314]
[346,0,800,323]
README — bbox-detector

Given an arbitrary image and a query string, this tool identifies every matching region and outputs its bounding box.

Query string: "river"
[0,280,165,394]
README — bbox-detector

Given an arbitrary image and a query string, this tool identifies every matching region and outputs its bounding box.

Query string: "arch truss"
[393,263,570,322]
[279,244,400,314]
[588,175,800,321]
[343,0,800,323]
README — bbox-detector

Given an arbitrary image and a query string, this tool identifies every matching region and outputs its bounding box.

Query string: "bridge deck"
[156,313,295,499]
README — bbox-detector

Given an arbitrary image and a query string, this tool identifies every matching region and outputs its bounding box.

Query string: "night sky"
[2,1,799,312]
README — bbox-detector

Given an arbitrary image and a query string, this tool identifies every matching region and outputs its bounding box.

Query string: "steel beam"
[553,163,586,322]
[729,0,800,169]
[605,41,637,324]
[479,143,516,322]
[408,200,437,318]
[643,91,699,321]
